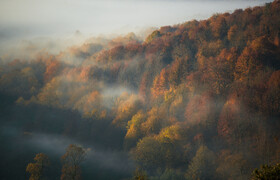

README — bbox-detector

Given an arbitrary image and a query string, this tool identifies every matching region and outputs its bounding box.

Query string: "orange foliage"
[184,93,215,125]
[151,68,169,98]
[44,59,61,82]
[263,70,280,116]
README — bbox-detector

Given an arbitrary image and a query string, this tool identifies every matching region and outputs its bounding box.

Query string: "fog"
[0,0,278,179]
[0,0,273,35]
[0,125,134,179]
[25,132,134,173]
[0,0,273,57]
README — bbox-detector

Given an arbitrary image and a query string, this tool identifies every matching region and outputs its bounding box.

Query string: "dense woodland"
[0,1,280,179]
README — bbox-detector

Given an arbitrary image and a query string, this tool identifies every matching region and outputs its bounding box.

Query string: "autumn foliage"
[1,1,280,179]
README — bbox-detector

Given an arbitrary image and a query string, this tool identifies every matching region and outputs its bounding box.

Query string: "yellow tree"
[151,68,169,99]
[26,153,50,180]
[61,144,86,180]
[125,110,146,149]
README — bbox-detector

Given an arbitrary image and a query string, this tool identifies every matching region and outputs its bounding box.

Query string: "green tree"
[133,137,163,168]
[185,145,216,180]
[26,153,50,180]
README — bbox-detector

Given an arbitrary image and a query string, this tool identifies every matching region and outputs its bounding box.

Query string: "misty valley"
[0,0,280,180]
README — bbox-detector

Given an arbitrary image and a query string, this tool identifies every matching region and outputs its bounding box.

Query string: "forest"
[0,0,280,179]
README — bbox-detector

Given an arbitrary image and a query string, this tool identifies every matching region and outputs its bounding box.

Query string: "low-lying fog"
[1,125,134,179]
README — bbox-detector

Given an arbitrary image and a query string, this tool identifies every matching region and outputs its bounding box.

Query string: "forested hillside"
[0,1,280,179]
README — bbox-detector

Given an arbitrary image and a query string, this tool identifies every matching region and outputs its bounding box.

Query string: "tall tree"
[26,153,50,180]
[185,145,216,180]
[61,144,86,180]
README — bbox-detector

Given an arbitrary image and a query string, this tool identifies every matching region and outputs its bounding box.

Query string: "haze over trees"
[0,0,280,179]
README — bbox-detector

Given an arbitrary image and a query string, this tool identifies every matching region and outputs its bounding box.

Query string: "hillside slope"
[0,0,280,179]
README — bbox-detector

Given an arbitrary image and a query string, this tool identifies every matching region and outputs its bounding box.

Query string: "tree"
[125,110,146,149]
[141,107,168,135]
[211,16,228,38]
[168,57,189,87]
[44,57,61,82]
[200,49,236,95]
[184,93,216,127]
[234,36,278,82]
[133,135,182,170]
[251,163,280,180]
[26,153,50,180]
[150,168,185,180]
[185,145,216,180]
[133,168,148,180]
[227,25,238,42]
[133,137,164,168]
[61,144,86,180]
[216,150,250,179]
[263,70,280,116]
[112,93,142,129]
[145,30,161,43]
[151,68,169,99]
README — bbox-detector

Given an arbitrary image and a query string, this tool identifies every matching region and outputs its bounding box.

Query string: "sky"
[0,0,273,37]
[0,0,273,56]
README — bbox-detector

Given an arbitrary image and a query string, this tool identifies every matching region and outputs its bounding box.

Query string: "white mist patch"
[0,125,134,173]
[102,86,134,97]
[25,133,77,155]
[101,86,138,109]
[25,132,134,172]
[0,33,88,63]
